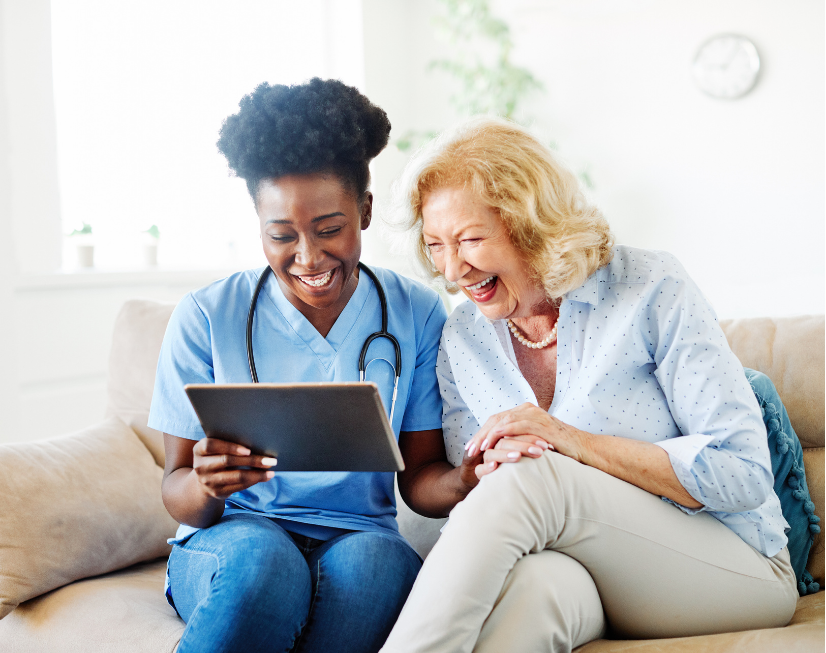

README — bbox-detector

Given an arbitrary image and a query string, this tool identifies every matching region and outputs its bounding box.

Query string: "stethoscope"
[246,262,402,422]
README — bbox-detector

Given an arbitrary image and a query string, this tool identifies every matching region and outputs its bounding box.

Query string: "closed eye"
[319,227,342,237]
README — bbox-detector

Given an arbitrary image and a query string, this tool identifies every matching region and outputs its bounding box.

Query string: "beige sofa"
[0,300,823,652]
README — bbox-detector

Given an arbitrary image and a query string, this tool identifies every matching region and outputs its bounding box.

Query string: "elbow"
[728,463,774,512]
[745,471,773,512]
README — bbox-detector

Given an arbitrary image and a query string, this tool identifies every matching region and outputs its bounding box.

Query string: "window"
[51,0,361,270]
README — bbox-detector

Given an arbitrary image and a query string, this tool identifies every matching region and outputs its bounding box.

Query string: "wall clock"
[692,34,761,99]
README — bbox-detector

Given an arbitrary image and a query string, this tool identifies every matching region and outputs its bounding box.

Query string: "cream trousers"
[382,452,798,653]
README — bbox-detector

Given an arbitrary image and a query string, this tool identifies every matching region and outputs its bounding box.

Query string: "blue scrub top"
[148,265,447,542]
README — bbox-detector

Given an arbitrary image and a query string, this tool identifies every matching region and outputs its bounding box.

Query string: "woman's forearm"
[162,467,227,528]
[400,462,476,519]
[579,433,702,509]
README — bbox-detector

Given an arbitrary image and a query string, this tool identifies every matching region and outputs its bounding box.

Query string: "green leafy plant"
[143,224,160,239]
[68,222,92,237]
[397,0,542,152]
[396,0,593,189]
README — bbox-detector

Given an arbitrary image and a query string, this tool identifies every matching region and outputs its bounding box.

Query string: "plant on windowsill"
[68,222,94,269]
[142,224,160,268]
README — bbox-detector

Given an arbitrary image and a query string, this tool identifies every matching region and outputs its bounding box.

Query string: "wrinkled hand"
[465,403,589,479]
[192,438,277,500]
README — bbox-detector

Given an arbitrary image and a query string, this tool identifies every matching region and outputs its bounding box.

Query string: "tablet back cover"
[184,383,403,472]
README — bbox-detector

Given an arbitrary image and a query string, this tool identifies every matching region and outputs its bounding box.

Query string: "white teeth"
[467,276,495,291]
[298,270,333,287]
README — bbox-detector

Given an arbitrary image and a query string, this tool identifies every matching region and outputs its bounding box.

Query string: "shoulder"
[602,245,688,286]
[441,300,481,346]
[167,268,264,337]
[185,268,264,318]
[190,268,263,308]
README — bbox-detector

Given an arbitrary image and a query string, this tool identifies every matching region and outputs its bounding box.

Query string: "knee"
[213,517,310,601]
[470,452,584,508]
[320,532,421,604]
[505,551,599,609]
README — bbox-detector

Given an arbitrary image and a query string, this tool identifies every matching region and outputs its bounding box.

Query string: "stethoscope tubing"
[246,262,402,421]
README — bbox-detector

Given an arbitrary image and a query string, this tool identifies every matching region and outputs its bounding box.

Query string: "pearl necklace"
[507,318,558,349]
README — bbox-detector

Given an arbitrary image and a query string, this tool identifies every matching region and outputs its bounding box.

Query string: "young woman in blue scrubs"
[147,79,456,653]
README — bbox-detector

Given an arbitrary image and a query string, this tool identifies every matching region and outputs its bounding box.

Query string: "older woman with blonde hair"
[382,117,798,652]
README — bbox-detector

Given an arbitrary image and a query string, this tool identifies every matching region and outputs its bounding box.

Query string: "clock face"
[692,34,761,99]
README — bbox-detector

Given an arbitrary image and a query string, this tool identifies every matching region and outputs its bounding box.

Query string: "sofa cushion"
[105,299,176,467]
[574,592,823,652]
[0,559,183,653]
[802,447,825,586]
[0,418,179,619]
[720,316,825,449]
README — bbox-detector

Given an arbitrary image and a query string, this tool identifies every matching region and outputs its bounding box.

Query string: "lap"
[169,514,421,637]
[456,453,799,638]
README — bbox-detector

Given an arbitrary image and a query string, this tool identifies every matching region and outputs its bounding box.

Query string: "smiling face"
[257,173,370,329]
[421,186,547,321]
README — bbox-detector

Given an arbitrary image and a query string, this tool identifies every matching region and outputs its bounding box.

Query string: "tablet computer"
[184,383,404,472]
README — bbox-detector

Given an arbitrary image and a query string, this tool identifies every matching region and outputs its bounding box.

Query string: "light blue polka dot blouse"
[437,245,789,557]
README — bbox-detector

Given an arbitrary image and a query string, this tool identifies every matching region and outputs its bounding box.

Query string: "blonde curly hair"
[390,117,613,300]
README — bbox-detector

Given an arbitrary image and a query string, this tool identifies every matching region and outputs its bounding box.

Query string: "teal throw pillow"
[744,367,821,595]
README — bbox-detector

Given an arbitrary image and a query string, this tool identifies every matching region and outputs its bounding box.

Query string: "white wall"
[1,0,823,443]
[0,0,231,443]
[364,0,825,319]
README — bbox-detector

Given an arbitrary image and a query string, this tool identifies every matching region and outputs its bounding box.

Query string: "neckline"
[262,267,371,361]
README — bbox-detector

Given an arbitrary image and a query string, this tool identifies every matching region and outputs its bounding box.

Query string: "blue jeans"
[168,513,422,653]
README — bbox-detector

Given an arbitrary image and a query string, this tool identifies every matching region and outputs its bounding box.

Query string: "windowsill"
[14,267,239,291]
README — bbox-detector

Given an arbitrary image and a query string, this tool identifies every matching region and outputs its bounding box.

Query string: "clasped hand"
[462,403,589,480]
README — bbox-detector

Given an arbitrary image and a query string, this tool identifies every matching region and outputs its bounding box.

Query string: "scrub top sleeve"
[400,295,448,433]
[147,293,214,440]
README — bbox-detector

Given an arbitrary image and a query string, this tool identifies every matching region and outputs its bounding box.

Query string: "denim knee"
[295,532,421,653]
[172,514,311,619]
[213,515,310,597]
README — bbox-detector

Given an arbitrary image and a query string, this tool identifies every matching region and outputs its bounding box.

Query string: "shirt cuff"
[654,434,714,511]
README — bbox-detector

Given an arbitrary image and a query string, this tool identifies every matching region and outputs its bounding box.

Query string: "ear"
[360,192,373,230]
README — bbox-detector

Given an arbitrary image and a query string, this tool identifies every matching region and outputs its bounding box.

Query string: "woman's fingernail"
[528,447,543,456]
[265,471,275,479]
[467,443,477,457]
[535,440,549,449]
[481,439,490,451]
[507,451,520,460]
[261,457,277,467]
[488,461,496,468]
[238,447,251,456]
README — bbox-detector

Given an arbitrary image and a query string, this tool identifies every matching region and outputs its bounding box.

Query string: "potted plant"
[142,224,160,267]
[68,222,94,268]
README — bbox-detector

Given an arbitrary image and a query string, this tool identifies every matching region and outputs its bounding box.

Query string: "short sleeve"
[147,294,215,440]
[399,295,448,433]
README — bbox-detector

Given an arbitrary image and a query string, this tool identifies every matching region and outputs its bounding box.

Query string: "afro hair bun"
[217,78,391,198]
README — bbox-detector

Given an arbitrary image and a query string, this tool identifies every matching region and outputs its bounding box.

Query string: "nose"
[442,245,470,283]
[294,237,323,270]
